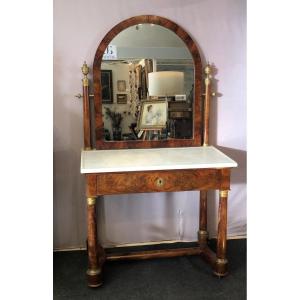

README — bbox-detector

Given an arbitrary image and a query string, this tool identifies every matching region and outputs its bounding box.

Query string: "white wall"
[54,0,246,249]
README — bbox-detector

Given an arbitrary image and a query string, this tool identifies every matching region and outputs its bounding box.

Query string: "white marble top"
[80,146,237,174]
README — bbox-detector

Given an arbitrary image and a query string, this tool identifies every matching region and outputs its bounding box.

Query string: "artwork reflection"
[138,100,168,130]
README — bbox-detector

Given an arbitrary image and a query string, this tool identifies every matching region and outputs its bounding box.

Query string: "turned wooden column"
[199,63,214,246]
[81,62,92,150]
[214,190,229,277]
[198,191,208,247]
[203,64,212,146]
[86,197,102,287]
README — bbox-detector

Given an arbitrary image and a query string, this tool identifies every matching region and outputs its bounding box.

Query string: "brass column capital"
[219,190,229,198]
[87,197,96,205]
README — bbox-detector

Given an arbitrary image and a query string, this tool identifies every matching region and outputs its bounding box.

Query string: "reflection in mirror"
[101,24,194,141]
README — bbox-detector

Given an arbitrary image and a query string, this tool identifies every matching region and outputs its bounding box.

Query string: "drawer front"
[96,169,226,195]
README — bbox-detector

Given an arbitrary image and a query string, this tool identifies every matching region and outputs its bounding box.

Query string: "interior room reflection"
[101,24,194,141]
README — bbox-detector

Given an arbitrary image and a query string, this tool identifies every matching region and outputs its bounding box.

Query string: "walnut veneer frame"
[93,15,203,149]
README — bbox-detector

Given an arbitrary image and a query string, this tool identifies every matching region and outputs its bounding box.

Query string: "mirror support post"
[82,62,92,150]
[203,63,212,146]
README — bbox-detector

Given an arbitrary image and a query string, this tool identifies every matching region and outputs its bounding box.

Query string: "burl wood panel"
[96,169,230,195]
[92,15,203,150]
[86,174,97,197]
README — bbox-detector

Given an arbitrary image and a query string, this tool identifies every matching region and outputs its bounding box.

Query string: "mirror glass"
[101,24,194,141]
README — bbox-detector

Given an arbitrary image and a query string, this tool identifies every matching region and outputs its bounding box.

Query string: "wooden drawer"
[96,169,229,195]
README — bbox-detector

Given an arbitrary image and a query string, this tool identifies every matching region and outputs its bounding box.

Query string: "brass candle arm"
[75,93,94,99]
[202,92,216,97]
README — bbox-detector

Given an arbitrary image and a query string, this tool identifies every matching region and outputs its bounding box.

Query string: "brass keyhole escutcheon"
[156,177,164,187]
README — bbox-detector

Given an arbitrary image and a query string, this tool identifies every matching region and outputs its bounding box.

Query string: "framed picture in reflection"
[117,94,127,104]
[101,70,113,103]
[117,80,126,92]
[138,100,168,130]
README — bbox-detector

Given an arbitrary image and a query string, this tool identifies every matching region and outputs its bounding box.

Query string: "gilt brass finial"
[204,63,212,86]
[81,61,89,87]
[219,190,229,198]
[81,61,89,76]
[204,62,212,75]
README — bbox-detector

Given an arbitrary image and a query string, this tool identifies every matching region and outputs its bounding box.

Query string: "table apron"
[85,168,231,196]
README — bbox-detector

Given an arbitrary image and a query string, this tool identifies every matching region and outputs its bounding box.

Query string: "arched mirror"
[93,15,203,149]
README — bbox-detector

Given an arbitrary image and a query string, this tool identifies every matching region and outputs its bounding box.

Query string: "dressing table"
[79,15,238,287]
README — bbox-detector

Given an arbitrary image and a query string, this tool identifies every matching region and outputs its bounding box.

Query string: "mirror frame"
[93,15,203,149]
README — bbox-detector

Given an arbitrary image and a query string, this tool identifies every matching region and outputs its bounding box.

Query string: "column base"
[213,258,228,277]
[198,230,209,246]
[86,268,103,288]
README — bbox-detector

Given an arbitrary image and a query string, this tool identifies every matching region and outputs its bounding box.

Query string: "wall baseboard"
[53,235,247,252]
